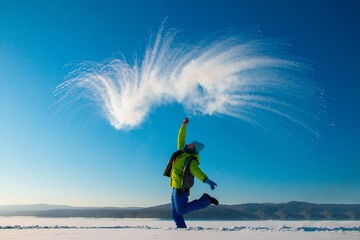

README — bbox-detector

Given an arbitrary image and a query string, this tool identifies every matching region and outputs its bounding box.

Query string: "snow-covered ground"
[1,217,359,240]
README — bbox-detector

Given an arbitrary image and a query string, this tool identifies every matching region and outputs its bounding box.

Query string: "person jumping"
[164,117,219,228]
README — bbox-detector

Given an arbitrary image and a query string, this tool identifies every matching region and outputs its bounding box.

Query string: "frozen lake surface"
[1,217,359,240]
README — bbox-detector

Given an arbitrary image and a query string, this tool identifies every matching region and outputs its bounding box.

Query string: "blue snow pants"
[171,188,211,228]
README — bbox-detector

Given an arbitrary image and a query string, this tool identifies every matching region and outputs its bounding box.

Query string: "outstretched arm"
[177,118,188,150]
[189,160,217,190]
[189,160,208,182]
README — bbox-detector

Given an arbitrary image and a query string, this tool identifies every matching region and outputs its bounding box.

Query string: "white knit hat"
[192,141,205,153]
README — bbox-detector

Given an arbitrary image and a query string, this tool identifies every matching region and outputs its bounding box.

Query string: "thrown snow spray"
[54,23,324,138]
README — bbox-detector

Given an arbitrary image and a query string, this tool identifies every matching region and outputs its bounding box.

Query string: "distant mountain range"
[1,202,359,220]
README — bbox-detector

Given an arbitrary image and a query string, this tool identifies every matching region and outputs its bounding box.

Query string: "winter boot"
[204,193,219,205]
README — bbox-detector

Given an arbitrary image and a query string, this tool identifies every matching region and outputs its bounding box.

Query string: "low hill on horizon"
[1,201,359,220]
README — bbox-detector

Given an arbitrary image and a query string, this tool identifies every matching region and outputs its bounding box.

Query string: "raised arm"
[177,118,188,150]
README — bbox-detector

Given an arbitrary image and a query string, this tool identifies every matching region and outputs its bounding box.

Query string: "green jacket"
[170,124,208,189]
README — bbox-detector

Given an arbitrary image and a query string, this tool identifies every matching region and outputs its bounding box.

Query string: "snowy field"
[1,217,359,240]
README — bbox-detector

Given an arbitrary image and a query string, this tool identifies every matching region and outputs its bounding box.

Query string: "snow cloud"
[55,24,322,134]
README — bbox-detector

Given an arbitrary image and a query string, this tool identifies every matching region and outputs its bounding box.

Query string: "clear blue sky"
[1,0,359,207]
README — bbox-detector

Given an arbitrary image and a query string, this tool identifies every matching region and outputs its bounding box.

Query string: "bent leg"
[176,193,211,215]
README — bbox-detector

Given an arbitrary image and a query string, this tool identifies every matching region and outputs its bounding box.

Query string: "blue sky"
[1,0,359,207]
